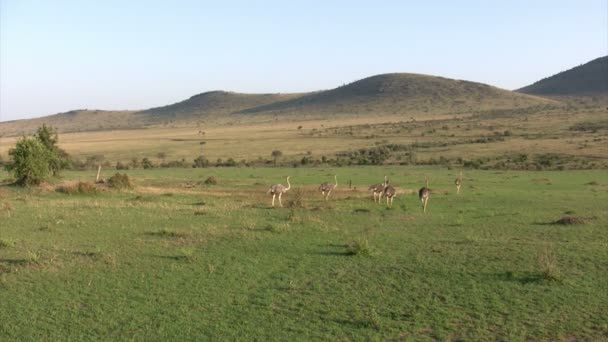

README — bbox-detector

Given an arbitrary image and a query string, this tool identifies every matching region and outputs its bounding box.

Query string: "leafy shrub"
[108,173,133,189]
[193,156,209,168]
[142,157,154,169]
[5,137,54,185]
[204,176,218,185]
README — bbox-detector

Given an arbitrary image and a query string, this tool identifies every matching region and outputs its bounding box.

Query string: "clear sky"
[1,0,606,121]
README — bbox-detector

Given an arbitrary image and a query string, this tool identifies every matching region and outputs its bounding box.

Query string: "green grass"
[1,166,607,340]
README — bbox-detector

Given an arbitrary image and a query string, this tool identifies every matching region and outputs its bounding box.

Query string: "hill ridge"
[2,72,554,136]
[517,56,608,96]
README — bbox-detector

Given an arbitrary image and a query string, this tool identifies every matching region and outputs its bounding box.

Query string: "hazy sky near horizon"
[1,1,606,121]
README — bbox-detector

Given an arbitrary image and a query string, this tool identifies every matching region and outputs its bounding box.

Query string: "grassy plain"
[1,107,606,168]
[1,166,607,340]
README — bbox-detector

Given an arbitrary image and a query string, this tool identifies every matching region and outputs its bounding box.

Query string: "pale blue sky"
[1,0,606,121]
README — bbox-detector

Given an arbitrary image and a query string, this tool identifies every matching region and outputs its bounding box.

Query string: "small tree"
[193,155,209,168]
[271,150,283,166]
[34,124,69,175]
[142,157,154,169]
[5,137,53,185]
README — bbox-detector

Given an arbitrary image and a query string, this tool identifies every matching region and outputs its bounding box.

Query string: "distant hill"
[137,91,302,123]
[1,73,553,136]
[238,73,550,116]
[517,56,608,96]
[0,109,139,136]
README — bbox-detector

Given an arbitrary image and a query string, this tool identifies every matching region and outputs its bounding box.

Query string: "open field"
[1,166,607,340]
[1,106,607,170]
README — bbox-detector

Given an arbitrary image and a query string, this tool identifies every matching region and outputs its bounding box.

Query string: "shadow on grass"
[0,258,30,266]
[494,271,552,284]
[313,243,354,256]
[72,251,100,258]
[148,254,192,261]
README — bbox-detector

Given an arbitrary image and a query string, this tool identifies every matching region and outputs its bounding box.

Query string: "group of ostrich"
[268,171,463,212]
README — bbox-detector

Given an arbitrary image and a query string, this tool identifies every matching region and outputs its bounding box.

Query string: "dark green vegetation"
[0,72,551,136]
[4,125,69,185]
[1,167,607,340]
[517,56,608,96]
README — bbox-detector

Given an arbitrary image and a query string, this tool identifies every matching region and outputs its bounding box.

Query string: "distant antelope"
[455,171,463,194]
[268,176,291,207]
[369,176,388,203]
[382,179,396,208]
[319,175,338,200]
[418,178,430,213]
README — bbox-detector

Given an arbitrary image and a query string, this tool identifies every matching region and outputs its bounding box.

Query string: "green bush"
[5,137,53,185]
[108,173,133,189]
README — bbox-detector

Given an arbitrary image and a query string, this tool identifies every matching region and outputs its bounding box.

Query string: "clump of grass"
[147,228,190,238]
[179,248,196,262]
[264,223,290,233]
[585,181,599,185]
[204,176,218,185]
[552,216,587,225]
[353,208,370,214]
[108,173,133,190]
[0,201,14,217]
[287,209,304,224]
[25,250,41,264]
[346,238,371,256]
[537,245,561,281]
[0,238,16,248]
[365,307,382,330]
[162,192,174,197]
[286,188,305,208]
[56,181,98,195]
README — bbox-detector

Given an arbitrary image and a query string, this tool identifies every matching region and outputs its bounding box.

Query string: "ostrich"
[369,176,388,203]
[455,171,463,194]
[382,179,396,208]
[319,175,338,200]
[268,176,291,207]
[418,178,430,213]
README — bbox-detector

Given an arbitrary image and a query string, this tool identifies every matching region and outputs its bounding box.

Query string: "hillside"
[1,73,554,136]
[238,73,551,116]
[0,109,139,136]
[517,56,608,96]
[137,91,303,123]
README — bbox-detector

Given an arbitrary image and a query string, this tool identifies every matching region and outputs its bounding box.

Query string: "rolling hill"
[137,91,303,122]
[517,56,608,96]
[1,73,554,136]
[238,73,551,116]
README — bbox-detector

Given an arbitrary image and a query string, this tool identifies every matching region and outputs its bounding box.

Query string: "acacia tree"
[271,150,283,166]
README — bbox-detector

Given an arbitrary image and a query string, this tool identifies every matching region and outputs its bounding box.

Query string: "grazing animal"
[382,180,396,208]
[455,171,463,194]
[268,176,291,207]
[319,175,338,200]
[418,178,430,213]
[369,175,388,203]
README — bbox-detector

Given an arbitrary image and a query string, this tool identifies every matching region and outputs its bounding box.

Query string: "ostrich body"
[268,176,291,207]
[369,176,388,203]
[319,175,338,200]
[383,183,396,207]
[455,171,462,194]
[418,179,430,213]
